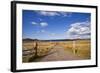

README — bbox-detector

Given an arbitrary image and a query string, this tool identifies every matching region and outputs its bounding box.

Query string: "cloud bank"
[66,21,91,39]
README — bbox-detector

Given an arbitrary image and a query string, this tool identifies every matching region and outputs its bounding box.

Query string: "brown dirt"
[38,45,82,62]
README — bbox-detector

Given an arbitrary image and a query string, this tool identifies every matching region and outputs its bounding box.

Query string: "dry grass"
[22,41,55,62]
[61,40,91,59]
[22,39,91,62]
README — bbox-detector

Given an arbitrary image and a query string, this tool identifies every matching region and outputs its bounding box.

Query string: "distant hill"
[23,38,39,42]
[23,38,90,42]
[39,39,90,42]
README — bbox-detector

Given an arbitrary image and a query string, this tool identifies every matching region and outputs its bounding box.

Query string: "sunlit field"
[60,40,91,59]
[22,39,91,63]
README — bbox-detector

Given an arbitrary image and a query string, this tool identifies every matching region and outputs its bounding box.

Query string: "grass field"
[60,40,91,59]
[22,39,91,62]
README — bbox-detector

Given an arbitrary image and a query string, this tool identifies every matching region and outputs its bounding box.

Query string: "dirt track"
[39,45,81,62]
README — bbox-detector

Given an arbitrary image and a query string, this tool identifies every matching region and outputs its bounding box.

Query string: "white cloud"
[36,11,71,17]
[60,12,72,17]
[40,22,48,27]
[31,21,37,25]
[66,21,91,39]
[37,11,59,16]
[31,21,48,27]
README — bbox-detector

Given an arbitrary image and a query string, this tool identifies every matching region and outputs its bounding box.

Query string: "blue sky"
[22,10,91,40]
